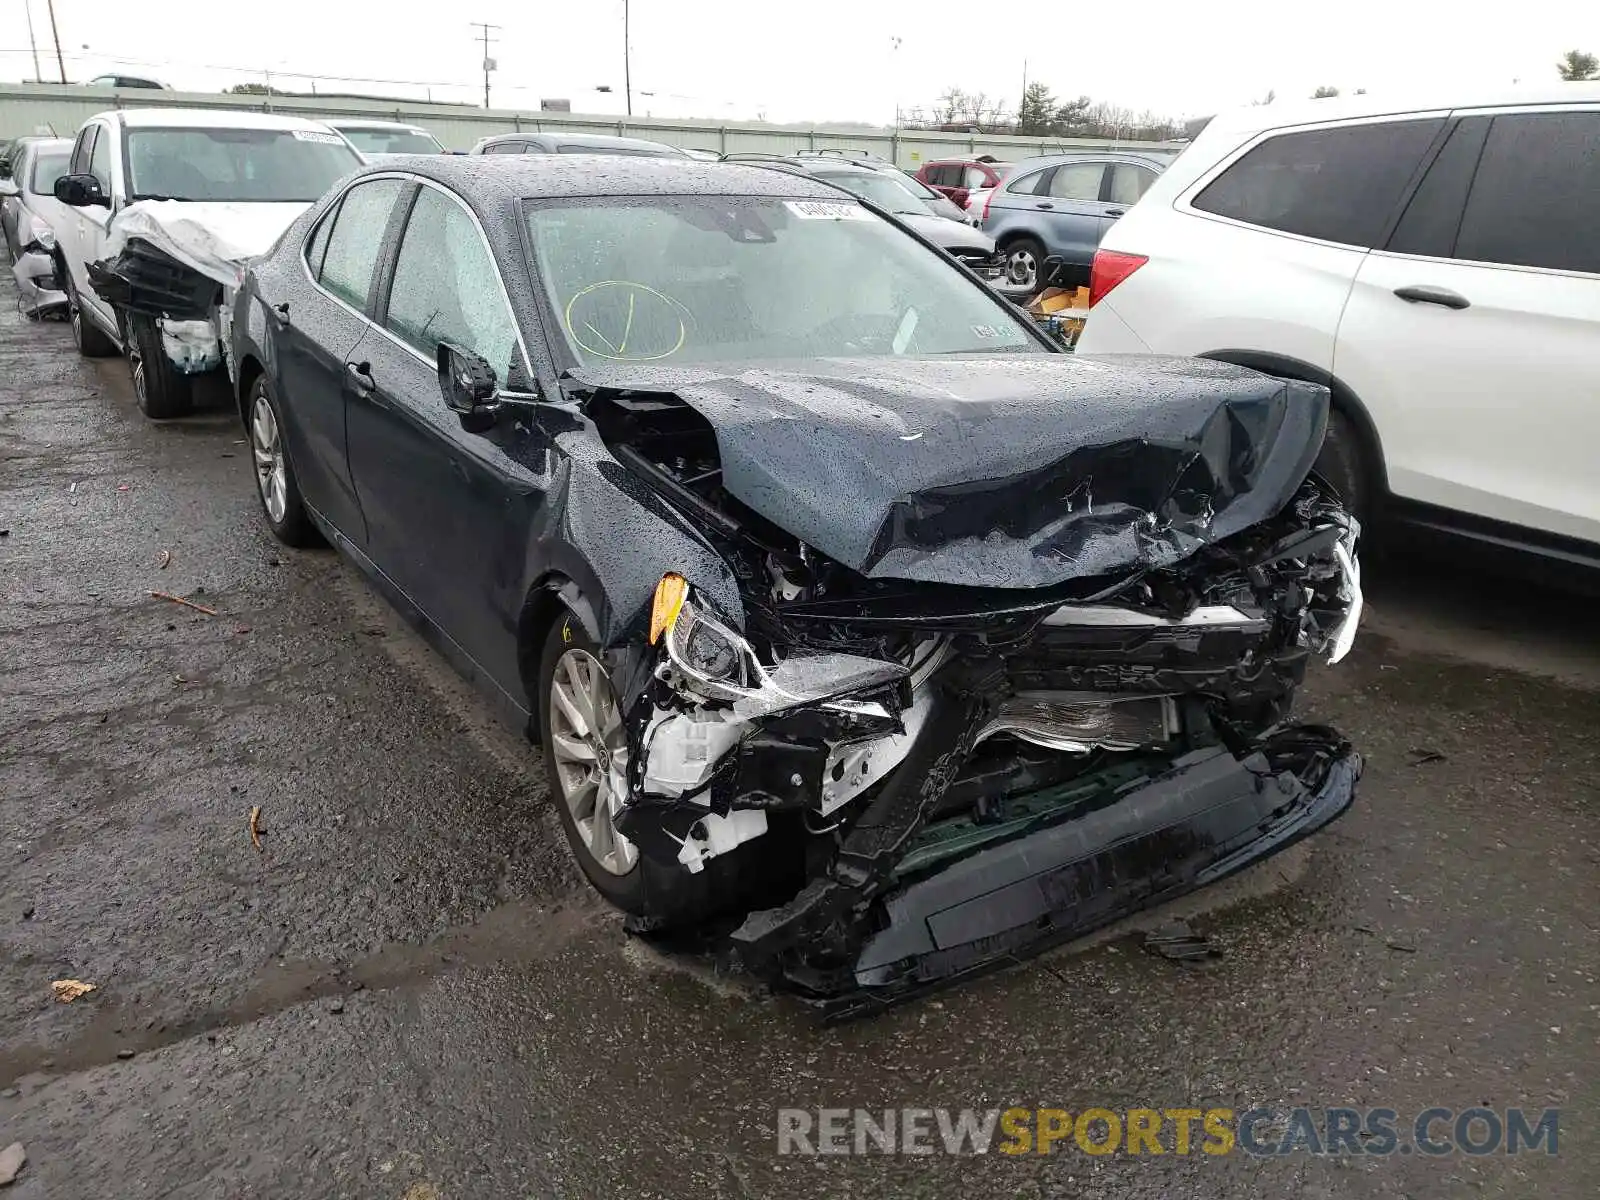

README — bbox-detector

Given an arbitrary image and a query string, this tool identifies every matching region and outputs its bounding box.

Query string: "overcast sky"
[3,0,1595,124]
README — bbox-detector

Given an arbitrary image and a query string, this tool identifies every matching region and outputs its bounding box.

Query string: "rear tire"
[536,615,770,927]
[246,375,318,547]
[64,269,119,358]
[127,314,194,419]
[1001,235,1047,292]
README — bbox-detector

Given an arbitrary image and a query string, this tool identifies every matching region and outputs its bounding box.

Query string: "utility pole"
[623,0,632,117]
[23,0,42,82]
[1020,58,1027,119]
[473,21,500,109]
[45,0,66,84]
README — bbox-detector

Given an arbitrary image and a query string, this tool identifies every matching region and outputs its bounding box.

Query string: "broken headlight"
[665,599,753,697]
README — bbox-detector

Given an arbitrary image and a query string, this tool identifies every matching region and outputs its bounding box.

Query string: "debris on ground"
[0,1141,26,1186]
[249,806,263,851]
[157,549,171,570]
[51,979,96,1003]
[0,529,10,538]
[149,590,216,616]
[328,997,346,1015]
[116,1049,136,1060]
[1408,747,1447,765]
[1142,919,1224,966]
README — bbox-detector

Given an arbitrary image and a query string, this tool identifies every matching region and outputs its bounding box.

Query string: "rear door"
[1104,161,1160,223]
[345,180,540,688]
[277,176,409,544]
[1036,160,1109,264]
[1335,108,1600,542]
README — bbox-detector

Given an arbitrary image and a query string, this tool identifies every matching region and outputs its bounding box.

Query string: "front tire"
[64,269,119,358]
[1002,235,1047,292]
[126,314,194,419]
[247,375,318,546]
[536,616,772,926]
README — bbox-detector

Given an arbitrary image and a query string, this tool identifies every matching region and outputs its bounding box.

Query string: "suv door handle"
[1034,202,1054,210]
[1394,285,1470,310]
[344,360,376,394]
[1103,208,1126,217]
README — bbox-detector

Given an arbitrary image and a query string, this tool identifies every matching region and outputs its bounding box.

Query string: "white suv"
[1077,84,1600,561]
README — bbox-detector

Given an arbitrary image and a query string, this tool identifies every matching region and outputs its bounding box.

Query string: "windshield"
[125,128,361,202]
[525,196,1038,365]
[339,127,442,155]
[30,149,69,196]
[811,171,928,216]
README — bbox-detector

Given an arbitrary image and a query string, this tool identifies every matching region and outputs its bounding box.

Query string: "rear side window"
[1006,169,1049,196]
[1193,118,1444,247]
[1454,112,1600,274]
[317,178,404,310]
[963,165,988,189]
[1048,162,1105,201]
[304,201,338,277]
[1386,118,1489,259]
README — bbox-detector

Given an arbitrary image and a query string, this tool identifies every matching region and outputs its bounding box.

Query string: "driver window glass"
[88,127,113,192]
[385,185,519,376]
[1108,164,1156,205]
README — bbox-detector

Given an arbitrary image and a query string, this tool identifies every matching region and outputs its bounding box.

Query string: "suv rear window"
[1192,118,1443,247]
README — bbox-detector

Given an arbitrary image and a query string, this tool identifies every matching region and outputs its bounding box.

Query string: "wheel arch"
[517,571,605,726]
[235,354,265,429]
[1197,350,1390,498]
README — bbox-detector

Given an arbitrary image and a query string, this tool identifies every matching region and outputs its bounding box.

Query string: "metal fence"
[0,82,1184,166]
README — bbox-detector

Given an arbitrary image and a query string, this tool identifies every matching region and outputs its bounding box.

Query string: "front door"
[1334,109,1600,544]
[345,181,546,694]
[74,124,118,332]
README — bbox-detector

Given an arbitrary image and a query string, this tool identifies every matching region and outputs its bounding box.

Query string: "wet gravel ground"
[1,298,1595,1198]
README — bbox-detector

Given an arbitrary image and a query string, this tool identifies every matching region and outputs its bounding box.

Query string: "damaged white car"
[50,108,360,417]
[1,136,73,319]
[232,157,1364,1015]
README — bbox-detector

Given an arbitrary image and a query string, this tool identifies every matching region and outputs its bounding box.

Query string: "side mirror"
[437,341,500,433]
[0,179,19,199]
[55,173,108,208]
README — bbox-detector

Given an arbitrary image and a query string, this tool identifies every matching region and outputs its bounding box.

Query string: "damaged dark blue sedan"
[230,156,1363,1014]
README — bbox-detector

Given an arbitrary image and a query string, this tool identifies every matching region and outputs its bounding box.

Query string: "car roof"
[1004,150,1172,175]
[1203,81,1600,139]
[102,107,340,132]
[478,132,683,154]
[355,154,855,202]
[19,137,72,155]
[327,119,430,133]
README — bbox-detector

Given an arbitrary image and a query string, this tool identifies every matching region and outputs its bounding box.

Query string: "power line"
[472,21,500,109]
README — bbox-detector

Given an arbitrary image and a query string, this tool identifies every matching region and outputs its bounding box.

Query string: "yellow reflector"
[649,573,688,645]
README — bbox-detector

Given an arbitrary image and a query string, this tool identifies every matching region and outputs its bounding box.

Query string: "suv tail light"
[1088,250,1148,308]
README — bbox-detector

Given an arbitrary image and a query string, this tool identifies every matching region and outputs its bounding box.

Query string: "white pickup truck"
[51,108,361,417]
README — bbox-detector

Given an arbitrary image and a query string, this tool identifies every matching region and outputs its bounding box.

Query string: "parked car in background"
[470,132,686,157]
[726,156,1023,294]
[1076,84,1600,563]
[1,136,73,316]
[325,119,445,158]
[229,153,1360,1012]
[82,73,169,89]
[914,157,1009,208]
[980,151,1170,290]
[50,108,361,417]
[874,167,969,222]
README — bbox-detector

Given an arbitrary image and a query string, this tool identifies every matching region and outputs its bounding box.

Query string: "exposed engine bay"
[564,359,1363,1014]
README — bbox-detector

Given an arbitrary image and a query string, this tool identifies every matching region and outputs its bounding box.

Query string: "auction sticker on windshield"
[292,130,347,144]
[785,200,872,220]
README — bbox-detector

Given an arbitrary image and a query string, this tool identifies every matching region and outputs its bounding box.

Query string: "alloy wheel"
[1006,246,1038,290]
[548,648,636,876]
[249,395,288,523]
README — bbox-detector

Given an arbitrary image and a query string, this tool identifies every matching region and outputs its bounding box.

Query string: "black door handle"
[1394,285,1470,310]
[1103,208,1126,217]
[1035,202,1054,210]
[344,360,375,394]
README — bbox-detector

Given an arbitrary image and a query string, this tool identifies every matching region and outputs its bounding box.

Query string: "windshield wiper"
[130,193,197,203]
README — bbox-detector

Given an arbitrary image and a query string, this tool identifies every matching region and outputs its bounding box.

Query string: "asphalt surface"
[1,296,1595,1199]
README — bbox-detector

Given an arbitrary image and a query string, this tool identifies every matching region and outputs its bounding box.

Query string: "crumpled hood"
[572,354,1330,588]
[105,200,310,289]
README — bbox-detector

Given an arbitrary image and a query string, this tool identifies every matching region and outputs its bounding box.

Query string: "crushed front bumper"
[771,728,1358,1019]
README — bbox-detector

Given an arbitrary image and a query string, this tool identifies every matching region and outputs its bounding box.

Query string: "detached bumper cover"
[800,732,1359,1018]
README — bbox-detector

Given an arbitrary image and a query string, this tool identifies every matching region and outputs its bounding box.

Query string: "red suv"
[914,158,1010,208]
